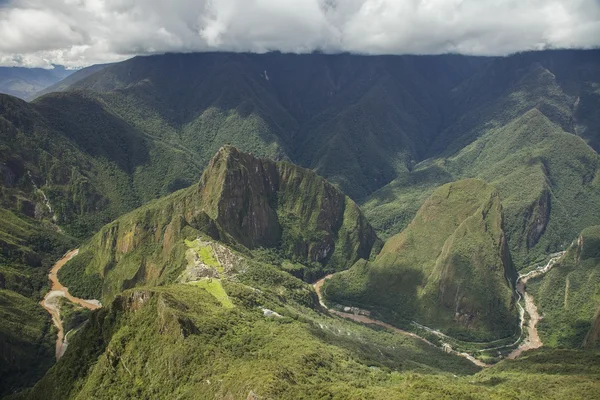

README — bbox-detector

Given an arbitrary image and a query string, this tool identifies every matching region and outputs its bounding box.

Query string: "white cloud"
[0,0,598,67]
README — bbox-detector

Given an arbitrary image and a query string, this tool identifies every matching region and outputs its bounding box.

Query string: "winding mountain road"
[41,249,102,360]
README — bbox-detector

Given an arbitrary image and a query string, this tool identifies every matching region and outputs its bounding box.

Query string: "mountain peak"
[198,147,380,269]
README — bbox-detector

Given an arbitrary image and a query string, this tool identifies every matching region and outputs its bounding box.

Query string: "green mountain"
[1,50,600,398]
[365,51,600,266]
[48,52,488,199]
[11,149,600,400]
[58,147,380,303]
[324,179,518,341]
[529,226,600,349]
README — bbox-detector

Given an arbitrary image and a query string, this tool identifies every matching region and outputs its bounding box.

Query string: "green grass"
[184,239,222,271]
[189,278,234,309]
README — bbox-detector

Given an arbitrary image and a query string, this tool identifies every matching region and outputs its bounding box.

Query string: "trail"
[41,249,102,360]
[314,252,565,368]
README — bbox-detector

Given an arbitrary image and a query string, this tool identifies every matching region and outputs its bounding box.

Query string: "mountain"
[1,50,600,398]
[31,64,112,99]
[0,66,72,100]
[57,146,380,303]
[324,179,518,341]
[365,50,600,266]
[51,52,488,199]
[528,226,600,349]
[11,149,600,400]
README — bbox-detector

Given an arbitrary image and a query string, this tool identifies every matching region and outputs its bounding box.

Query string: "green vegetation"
[17,267,600,399]
[326,180,518,341]
[61,147,380,307]
[58,297,92,333]
[365,52,600,268]
[2,50,600,398]
[529,226,600,348]
[58,252,103,300]
[0,289,54,397]
[189,279,234,309]
[0,208,73,397]
[184,239,222,271]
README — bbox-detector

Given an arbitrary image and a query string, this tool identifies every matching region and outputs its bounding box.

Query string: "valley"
[40,249,101,360]
[315,251,567,367]
[1,49,600,399]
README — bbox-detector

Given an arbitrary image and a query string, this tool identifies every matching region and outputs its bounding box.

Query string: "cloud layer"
[1,0,599,67]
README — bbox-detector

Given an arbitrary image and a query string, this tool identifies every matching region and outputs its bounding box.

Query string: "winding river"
[41,249,102,360]
[314,252,565,368]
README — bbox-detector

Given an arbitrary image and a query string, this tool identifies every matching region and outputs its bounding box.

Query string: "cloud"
[0,0,599,67]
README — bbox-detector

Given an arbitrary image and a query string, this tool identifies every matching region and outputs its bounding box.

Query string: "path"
[41,249,102,360]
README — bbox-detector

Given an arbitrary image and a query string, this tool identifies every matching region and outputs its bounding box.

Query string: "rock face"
[198,146,381,269]
[324,179,519,340]
[67,147,380,302]
[525,188,550,249]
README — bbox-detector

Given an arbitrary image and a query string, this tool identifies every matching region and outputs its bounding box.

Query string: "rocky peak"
[197,146,380,269]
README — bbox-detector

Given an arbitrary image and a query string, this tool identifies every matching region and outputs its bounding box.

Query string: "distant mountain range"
[0,64,112,100]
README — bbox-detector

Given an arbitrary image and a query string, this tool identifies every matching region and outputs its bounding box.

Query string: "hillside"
[324,179,518,341]
[53,52,487,199]
[528,226,600,349]
[1,50,600,398]
[365,51,600,265]
[32,64,112,99]
[0,208,74,396]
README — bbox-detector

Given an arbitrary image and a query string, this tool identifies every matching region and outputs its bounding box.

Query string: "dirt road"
[41,249,102,359]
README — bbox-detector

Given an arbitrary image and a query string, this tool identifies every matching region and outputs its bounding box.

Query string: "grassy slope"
[325,179,518,341]
[529,226,600,348]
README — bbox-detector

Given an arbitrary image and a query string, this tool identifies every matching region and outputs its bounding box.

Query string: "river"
[40,249,102,360]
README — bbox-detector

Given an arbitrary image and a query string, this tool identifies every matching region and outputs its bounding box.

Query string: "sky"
[0,0,599,68]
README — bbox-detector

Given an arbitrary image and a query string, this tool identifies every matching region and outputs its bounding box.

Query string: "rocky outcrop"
[525,188,550,249]
[198,146,381,269]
